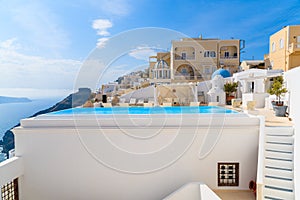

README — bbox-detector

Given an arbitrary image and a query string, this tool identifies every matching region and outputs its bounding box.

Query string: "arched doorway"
[175,64,195,80]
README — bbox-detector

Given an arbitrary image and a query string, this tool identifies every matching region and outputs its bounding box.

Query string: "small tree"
[223,82,238,105]
[223,82,238,96]
[267,76,287,105]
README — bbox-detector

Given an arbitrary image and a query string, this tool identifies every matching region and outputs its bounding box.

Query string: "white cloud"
[92,19,113,48]
[0,38,20,50]
[92,19,113,36]
[0,38,81,90]
[96,38,110,48]
[128,46,157,61]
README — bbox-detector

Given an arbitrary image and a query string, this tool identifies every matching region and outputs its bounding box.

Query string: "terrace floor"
[213,190,256,200]
[224,106,293,127]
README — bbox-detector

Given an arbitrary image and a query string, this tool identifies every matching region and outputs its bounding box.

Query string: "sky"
[0,0,299,98]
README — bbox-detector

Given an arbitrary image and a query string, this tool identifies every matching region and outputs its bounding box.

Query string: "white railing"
[0,157,24,186]
[288,42,300,53]
[173,75,202,80]
[262,127,295,200]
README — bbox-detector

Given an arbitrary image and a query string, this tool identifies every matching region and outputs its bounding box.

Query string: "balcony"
[288,42,300,54]
[173,75,202,80]
[219,55,238,59]
[174,56,195,60]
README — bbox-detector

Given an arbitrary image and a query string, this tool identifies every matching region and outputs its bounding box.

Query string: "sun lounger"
[208,102,219,106]
[136,99,144,106]
[102,103,112,107]
[247,101,256,110]
[162,102,172,107]
[129,98,136,106]
[93,102,101,107]
[143,102,153,107]
[231,99,242,108]
[118,103,129,107]
[189,102,200,106]
[119,98,126,103]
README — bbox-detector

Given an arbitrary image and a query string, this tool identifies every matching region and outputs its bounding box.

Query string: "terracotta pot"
[226,95,235,105]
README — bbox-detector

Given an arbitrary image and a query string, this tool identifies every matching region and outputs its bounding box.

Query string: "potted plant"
[223,82,238,105]
[267,76,288,117]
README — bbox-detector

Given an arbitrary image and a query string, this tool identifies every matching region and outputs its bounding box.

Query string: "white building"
[0,110,260,200]
[102,82,118,94]
[151,60,171,84]
[233,69,283,108]
[240,60,265,71]
[207,75,226,105]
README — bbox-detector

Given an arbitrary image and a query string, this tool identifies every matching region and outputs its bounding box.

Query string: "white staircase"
[263,127,294,200]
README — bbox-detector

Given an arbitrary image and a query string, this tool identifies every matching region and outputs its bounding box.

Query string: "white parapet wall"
[0,157,24,186]
[285,67,300,200]
[242,93,269,108]
[13,112,260,200]
[163,182,221,200]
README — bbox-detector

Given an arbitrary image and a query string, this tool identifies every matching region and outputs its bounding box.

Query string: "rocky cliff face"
[0,88,92,156]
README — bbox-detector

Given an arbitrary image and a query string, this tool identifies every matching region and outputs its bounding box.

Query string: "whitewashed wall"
[120,86,154,102]
[13,114,260,200]
[285,67,300,200]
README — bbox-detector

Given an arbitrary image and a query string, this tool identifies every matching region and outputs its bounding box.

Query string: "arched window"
[272,42,276,52]
[279,39,284,49]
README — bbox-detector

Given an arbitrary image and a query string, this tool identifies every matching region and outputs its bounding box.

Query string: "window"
[181,52,186,60]
[272,42,276,52]
[251,81,254,93]
[279,39,284,49]
[218,163,239,186]
[212,67,217,73]
[224,52,230,58]
[1,178,19,200]
[204,51,216,57]
[181,68,187,74]
[204,66,211,74]
[270,61,274,69]
[210,51,216,57]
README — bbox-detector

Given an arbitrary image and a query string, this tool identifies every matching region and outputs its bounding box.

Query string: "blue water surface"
[48,106,237,115]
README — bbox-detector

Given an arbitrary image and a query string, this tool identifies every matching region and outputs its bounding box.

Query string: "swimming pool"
[47,106,237,115]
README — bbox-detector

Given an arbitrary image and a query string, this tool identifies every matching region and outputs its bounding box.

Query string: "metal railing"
[174,56,195,60]
[220,56,238,59]
[173,75,202,80]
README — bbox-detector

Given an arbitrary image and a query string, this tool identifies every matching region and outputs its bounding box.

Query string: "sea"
[0,98,62,139]
[0,88,72,140]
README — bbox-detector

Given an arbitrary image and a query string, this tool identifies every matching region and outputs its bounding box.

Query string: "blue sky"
[0,0,299,97]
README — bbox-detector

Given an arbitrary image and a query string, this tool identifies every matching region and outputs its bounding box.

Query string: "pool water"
[47,106,237,115]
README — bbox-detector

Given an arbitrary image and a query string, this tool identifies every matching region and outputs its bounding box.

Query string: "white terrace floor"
[214,190,255,200]
[224,106,294,127]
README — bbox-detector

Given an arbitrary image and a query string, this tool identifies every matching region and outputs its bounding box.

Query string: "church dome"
[211,68,231,79]
[154,60,169,69]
